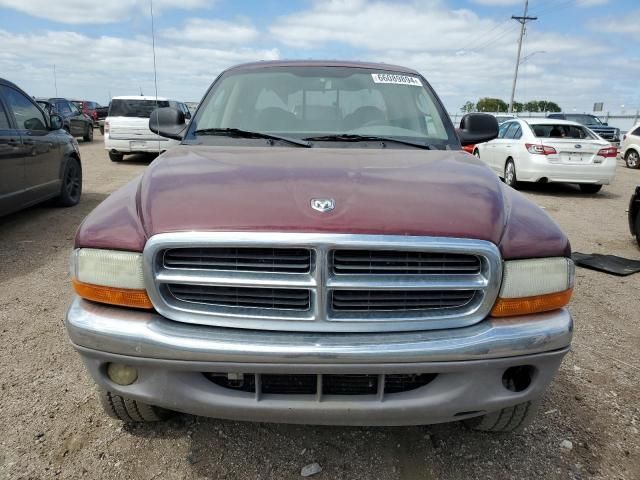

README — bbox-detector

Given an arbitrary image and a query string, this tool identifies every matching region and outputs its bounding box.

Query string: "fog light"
[107,363,138,386]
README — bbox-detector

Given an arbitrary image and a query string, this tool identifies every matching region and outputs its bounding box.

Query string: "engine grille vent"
[167,285,311,311]
[164,247,312,273]
[204,372,437,396]
[331,250,481,275]
[331,289,476,312]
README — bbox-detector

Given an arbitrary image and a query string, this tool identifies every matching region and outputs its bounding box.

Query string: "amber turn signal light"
[72,279,153,309]
[491,288,573,318]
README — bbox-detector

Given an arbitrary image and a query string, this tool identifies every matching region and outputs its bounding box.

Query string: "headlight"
[70,248,152,309]
[491,257,574,317]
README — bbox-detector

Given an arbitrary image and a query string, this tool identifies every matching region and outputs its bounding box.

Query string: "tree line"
[461,98,562,113]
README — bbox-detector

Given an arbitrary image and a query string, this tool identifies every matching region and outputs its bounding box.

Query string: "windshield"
[188,66,456,147]
[109,99,170,118]
[531,123,596,139]
[563,114,602,126]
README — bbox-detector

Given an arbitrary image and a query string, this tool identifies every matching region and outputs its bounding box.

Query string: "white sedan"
[474,118,617,194]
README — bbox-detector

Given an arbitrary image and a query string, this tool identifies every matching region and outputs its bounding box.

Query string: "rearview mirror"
[149,107,186,140]
[458,113,499,146]
[50,114,63,131]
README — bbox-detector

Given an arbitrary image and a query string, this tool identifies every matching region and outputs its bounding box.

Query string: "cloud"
[161,18,259,45]
[470,0,520,5]
[0,29,278,102]
[591,9,640,39]
[0,0,212,24]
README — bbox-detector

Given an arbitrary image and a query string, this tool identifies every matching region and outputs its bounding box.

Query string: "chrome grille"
[164,247,312,273]
[332,250,481,275]
[331,289,477,312]
[167,285,311,311]
[144,233,502,332]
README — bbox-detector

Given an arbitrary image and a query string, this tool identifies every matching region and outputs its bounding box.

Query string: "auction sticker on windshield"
[371,73,423,86]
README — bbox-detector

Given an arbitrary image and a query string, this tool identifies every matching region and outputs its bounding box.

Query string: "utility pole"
[53,64,58,96]
[508,0,537,113]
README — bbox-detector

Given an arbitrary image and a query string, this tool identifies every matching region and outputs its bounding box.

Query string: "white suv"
[104,96,191,162]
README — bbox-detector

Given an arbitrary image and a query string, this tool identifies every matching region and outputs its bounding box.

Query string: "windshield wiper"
[303,134,435,150]
[194,128,311,148]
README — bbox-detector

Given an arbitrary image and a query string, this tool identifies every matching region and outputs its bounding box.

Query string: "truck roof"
[226,59,420,75]
[112,96,172,101]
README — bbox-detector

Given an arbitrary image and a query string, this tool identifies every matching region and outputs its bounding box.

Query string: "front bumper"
[66,298,573,426]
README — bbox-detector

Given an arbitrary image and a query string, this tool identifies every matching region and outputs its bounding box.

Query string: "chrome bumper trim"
[66,298,573,364]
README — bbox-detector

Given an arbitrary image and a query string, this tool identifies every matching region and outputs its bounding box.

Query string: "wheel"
[473,149,480,158]
[625,149,639,169]
[56,157,82,207]
[83,123,94,142]
[98,389,172,423]
[579,184,602,194]
[504,159,518,188]
[99,125,104,135]
[109,151,124,162]
[465,400,540,432]
[634,211,640,248]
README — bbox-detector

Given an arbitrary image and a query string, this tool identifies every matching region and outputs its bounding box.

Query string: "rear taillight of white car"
[104,120,110,134]
[597,146,618,158]
[525,143,557,155]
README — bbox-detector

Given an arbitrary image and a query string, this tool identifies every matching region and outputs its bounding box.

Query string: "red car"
[72,100,101,124]
[65,60,574,433]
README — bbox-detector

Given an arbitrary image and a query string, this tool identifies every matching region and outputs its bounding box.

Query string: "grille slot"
[164,247,312,273]
[332,290,476,312]
[332,250,481,275]
[168,285,311,311]
[203,373,437,396]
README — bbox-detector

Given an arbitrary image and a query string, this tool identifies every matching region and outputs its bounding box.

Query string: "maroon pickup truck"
[65,60,574,433]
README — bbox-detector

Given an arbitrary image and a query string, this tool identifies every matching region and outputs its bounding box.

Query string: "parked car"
[72,100,101,124]
[620,122,640,169]
[95,105,109,135]
[66,60,574,433]
[475,118,617,193]
[547,113,621,147]
[104,96,190,161]
[36,97,94,142]
[0,79,82,216]
[630,186,640,247]
[494,114,516,125]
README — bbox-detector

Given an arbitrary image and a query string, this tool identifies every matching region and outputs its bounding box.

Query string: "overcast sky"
[0,0,638,113]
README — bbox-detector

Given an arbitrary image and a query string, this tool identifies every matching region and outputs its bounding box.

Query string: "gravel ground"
[0,133,639,480]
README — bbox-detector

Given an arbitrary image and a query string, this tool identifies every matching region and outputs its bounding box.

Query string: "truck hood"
[138,146,506,242]
[76,145,570,259]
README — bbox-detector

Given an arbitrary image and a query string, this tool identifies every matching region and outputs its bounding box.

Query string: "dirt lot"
[0,133,639,480]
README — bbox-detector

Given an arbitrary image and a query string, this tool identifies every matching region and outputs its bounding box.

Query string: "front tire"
[579,184,602,194]
[98,389,172,423]
[504,159,518,188]
[473,149,480,158]
[625,149,639,169]
[465,400,540,432]
[83,123,94,142]
[56,157,82,207]
[109,151,124,162]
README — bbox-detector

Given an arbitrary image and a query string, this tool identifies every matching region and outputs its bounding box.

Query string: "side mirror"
[50,114,63,130]
[185,111,192,120]
[149,107,185,140]
[602,122,608,126]
[458,113,499,146]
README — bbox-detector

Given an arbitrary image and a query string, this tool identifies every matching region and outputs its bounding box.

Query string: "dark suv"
[0,79,82,216]
[36,97,94,142]
[547,113,620,146]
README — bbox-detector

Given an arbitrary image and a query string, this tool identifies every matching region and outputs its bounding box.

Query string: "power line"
[508,0,537,113]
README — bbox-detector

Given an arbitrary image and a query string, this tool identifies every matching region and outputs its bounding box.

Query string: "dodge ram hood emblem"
[311,198,335,213]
